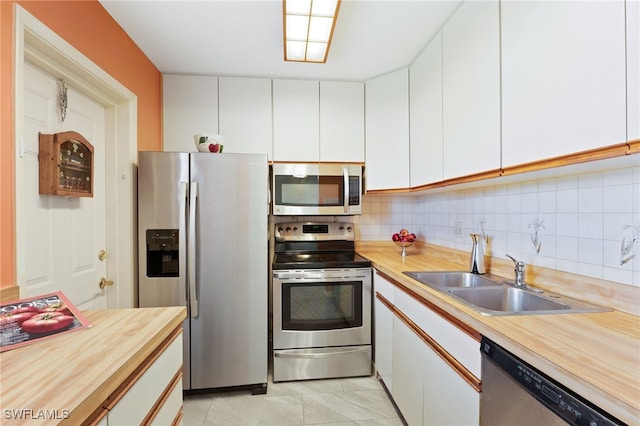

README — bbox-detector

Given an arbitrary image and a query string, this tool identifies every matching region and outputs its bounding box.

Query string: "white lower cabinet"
[374,273,394,391]
[422,341,480,426]
[392,316,427,426]
[374,271,480,425]
[107,332,183,425]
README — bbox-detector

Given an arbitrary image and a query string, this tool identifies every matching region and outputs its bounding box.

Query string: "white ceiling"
[98,0,462,81]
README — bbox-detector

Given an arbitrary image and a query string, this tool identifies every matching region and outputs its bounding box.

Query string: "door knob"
[98,250,107,261]
[99,277,114,289]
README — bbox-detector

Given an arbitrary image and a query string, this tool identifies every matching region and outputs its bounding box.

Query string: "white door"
[18,61,108,310]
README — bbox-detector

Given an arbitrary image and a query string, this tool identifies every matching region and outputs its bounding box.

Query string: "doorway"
[13,6,138,309]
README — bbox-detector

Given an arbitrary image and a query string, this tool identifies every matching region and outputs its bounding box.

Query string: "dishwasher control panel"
[481,337,626,426]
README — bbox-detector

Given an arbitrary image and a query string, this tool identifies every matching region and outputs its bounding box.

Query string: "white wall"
[355,163,640,287]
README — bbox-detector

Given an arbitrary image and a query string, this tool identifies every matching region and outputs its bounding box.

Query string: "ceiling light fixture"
[283,0,341,63]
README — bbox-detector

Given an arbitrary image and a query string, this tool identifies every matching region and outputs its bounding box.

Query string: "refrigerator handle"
[189,181,199,318]
[179,182,189,308]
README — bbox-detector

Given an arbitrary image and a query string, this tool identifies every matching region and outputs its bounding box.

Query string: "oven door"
[273,268,372,349]
[272,163,362,215]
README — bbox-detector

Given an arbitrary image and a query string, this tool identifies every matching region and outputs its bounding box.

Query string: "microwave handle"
[343,167,349,214]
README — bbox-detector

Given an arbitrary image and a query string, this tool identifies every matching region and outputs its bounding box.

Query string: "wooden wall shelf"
[39,131,94,197]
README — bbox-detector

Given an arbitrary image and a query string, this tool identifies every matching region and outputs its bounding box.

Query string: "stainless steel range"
[272,222,372,382]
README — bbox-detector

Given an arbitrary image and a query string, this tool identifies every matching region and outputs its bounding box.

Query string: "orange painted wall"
[0,1,163,289]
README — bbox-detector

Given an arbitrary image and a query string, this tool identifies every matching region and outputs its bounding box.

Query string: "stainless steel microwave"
[272,163,362,215]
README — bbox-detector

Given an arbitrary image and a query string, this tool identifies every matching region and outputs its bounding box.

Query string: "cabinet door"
[423,344,480,426]
[108,333,183,425]
[392,316,424,426]
[373,273,394,391]
[374,296,393,391]
[410,31,444,187]
[320,81,365,162]
[273,79,320,161]
[219,77,273,160]
[442,0,500,179]
[365,69,410,190]
[501,1,627,167]
[393,285,480,378]
[628,0,640,141]
[163,74,218,152]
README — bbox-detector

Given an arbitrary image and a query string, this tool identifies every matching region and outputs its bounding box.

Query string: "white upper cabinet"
[218,77,273,160]
[501,1,627,167]
[628,0,640,141]
[410,31,444,187]
[273,79,320,162]
[319,81,365,163]
[442,0,500,180]
[163,74,218,152]
[365,69,410,191]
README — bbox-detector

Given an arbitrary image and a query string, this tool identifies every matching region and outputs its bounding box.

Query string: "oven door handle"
[274,347,370,359]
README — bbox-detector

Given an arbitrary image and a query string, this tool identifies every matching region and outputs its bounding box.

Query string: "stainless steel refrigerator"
[137,152,268,394]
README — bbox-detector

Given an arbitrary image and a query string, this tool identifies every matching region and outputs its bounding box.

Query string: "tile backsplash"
[355,163,640,287]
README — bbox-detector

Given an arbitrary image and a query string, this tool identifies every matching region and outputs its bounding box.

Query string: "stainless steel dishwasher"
[480,337,626,426]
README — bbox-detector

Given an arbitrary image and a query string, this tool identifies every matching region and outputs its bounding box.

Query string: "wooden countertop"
[0,306,186,425]
[357,242,640,425]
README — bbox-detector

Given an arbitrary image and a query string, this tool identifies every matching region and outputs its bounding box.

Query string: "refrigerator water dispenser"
[146,229,179,277]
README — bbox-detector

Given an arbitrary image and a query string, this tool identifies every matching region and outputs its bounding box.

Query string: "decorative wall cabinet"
[39,131,94,197]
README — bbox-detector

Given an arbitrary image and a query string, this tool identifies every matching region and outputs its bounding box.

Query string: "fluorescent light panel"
[284,0,340,63]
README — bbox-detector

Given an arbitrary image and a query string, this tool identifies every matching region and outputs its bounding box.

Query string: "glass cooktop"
[272,252,371,270]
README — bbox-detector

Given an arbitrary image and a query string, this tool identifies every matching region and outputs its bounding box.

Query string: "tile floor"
[183,376,404,426]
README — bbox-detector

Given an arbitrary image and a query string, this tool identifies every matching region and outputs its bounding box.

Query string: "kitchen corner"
[356,240,640,425]
[0,306,186,425]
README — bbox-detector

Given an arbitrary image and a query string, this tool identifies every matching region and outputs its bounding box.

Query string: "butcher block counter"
[0,306,186,425]
[357,241,640,425]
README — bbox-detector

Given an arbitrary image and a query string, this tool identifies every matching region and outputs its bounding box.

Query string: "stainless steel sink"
[403,271,503,288]
[402,271,610,316]
[446,286,569,314]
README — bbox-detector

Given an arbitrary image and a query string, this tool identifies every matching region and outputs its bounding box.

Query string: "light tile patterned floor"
[183,376,404,426]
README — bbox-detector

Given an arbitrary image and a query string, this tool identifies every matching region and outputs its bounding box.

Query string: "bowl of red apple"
[392,229,416,256]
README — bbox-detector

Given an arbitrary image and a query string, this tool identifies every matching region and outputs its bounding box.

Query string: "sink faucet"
[469,233,486,275]
[505,254,526,287]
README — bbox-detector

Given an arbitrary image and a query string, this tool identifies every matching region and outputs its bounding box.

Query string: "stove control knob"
[293,226,298,232]
[277,227,283,233]
[338,226,345,232]
[285,227,291,232]
[347,226,353,233]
